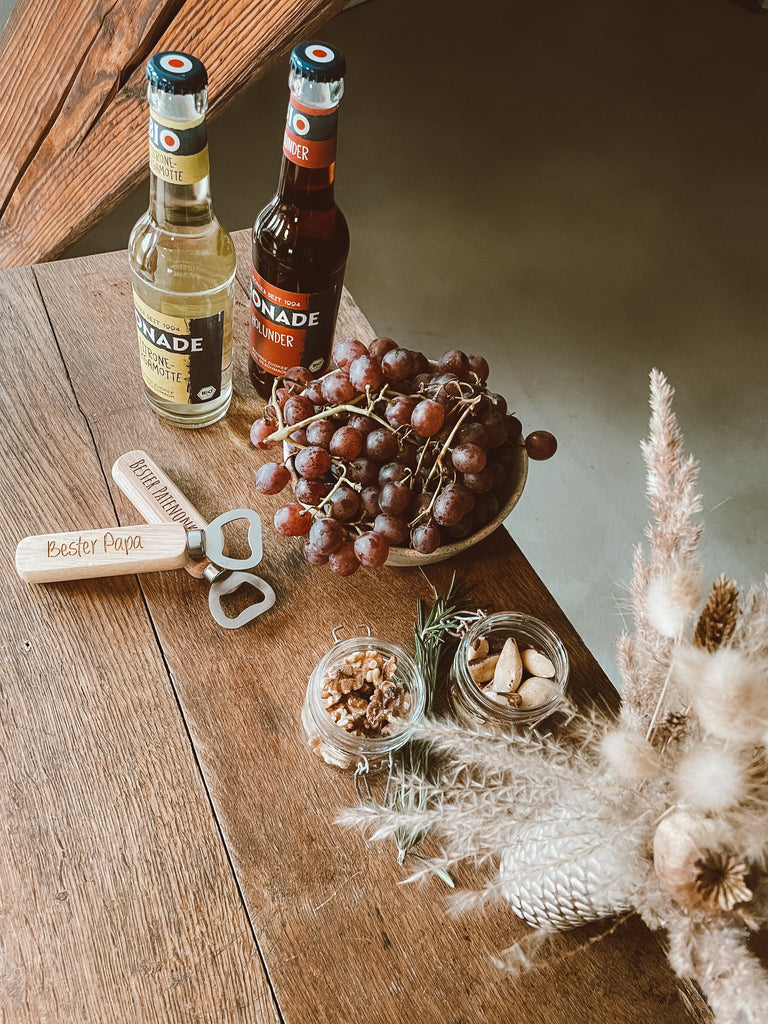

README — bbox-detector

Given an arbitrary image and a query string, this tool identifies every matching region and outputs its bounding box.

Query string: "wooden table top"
[0,231,704,1023]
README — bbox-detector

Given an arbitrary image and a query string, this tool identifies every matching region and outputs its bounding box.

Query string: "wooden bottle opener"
[15,452,276,630]
[111,451,276,630]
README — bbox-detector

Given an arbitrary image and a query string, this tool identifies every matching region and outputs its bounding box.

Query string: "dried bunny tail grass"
[600,727,660,780]
[674,744,748,814]
[672,646,768,746]
[667,917,768,1024]
[694,574,739,653]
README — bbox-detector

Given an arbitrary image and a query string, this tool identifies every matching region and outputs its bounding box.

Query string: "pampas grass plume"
[673,646,768,745]
[675,746,746,813]
[600,728,660,780]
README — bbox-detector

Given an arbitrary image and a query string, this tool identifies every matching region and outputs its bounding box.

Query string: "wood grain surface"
[0,0,348,268]
[0,232,710,1023]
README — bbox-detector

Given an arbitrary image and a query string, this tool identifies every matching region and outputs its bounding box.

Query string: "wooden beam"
[0,0,348,268]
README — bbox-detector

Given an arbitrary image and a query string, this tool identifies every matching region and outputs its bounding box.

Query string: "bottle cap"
[289,41,346,83]
[146,52,208,93]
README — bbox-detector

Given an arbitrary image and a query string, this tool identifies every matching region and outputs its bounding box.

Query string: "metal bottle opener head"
[187,509,277,630]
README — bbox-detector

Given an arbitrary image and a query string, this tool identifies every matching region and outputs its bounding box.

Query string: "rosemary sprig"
[389,573,482,876]
[353,574,481,881]
[413,571,480,709]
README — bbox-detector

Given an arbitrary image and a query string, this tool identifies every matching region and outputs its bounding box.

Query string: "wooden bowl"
[385,442,528,567]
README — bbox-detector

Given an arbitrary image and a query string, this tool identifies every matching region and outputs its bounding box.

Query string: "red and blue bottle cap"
[289,41,346,83]
[146,52,208,93]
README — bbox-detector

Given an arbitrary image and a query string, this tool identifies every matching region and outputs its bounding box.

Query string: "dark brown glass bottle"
[249,41,349,399]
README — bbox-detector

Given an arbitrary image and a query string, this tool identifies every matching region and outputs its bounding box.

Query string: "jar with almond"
[448,612,569,727]
[302,636,427,771]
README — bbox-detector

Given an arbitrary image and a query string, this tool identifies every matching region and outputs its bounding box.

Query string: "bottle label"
[149,112,209,185]
[283,98,338,169]
[133,292,223,405]
[249,268,336,378]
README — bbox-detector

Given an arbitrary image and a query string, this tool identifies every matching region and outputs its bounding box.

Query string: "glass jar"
[448,612,569,728]
[302,635,427,772]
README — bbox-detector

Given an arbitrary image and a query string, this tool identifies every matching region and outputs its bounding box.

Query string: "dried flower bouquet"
[339,370,768,1024]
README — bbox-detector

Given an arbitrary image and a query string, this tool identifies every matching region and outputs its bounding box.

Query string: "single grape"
[254,461,291,495]
[410,490,434,519]
[411,398,445,437]
[328,541,361,576]
[347,413,376,436]
[344,457,379,487]
[506,415,523,442]
[480,410,508,447]
[274,503,312,536]
[379,480,412,515]
[332,337,368,370]
[284,365,314,388]
[488,392,508,417]
[365,427,399,462]
[308,516,345,556]
[360,485,381,517]
[411,521,441,554]
[348,353,384,391]
[467,353,490,381]
[525,430,558,460]
[283,394,316,426]
[321,369,356,405]
[330,425,364,460]
[437,349,469,378]
[381,347,413,382]
[303,538,329,566]
[385,396,416,428]
[410,350,431,376]
[303,379,325,406]
[328,484,361,522]
[461,469,494,494]
[451,442,487,474]
[353,531,390,568]
[378,461,409,486]
[455,420,489,447]
[293,446,331,480]
[373,513,410,546]
[305,418,336,448]
[432,486,466,527]
[250,418,276,449]
[294,476,330,505]
[368,336,398,359]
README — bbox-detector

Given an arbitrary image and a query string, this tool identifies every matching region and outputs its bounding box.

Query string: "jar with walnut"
[302,636,426,771]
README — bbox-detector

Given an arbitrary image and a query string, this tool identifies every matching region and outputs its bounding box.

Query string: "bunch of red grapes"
[249,338,556,576]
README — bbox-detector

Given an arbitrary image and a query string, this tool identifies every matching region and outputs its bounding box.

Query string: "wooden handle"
[111,451,209,579]
[15,524,188,584]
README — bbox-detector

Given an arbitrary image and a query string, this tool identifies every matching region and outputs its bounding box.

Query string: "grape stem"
[266,397,391,444]
[422,396,480,489]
